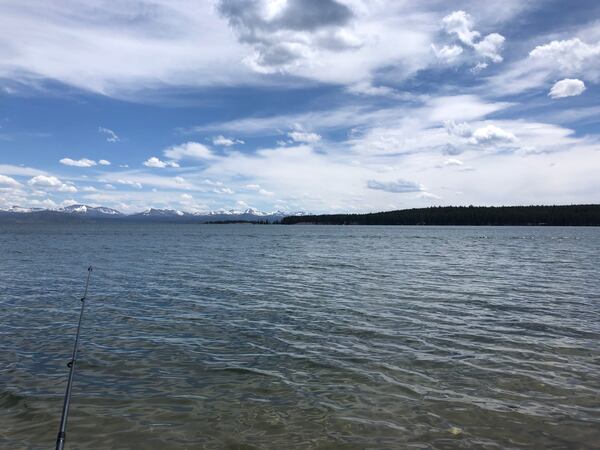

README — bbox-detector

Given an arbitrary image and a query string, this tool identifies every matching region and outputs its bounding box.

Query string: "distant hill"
[281,205,600,226]
[0,204,305,223]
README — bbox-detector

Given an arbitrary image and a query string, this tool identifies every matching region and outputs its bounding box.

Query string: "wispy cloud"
[98,126,120,142]
[367,179,424,193]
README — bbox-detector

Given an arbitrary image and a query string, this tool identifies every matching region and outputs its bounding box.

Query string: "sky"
[0,0,599,214]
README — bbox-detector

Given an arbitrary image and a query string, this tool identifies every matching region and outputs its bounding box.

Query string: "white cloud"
[0,164,45,176]
[488,37,600,95]
[446,121,517,147]
[288,130,321,143]
[529,38,600,78]
[59,158,97,167]
[101,171,194,190]
[442,10,480,46]
[549,78,586,99]
[259,188,274,196]
[468,124,517,145]
[28,175,63,188]
[367,179,424,193]
[473,33,504,63]
[117,179,143,189]
[212,135,244,146]
[29,198,58,209]
[346,81,408,98]
[436,11,504,66]
[431,44,463,62]
[8,99,600,213]
[164,142,214,161]
[443,158,464,166]
[143,157,180,168]
[418,192,442,200]
[98,127,119,142]
[444,120,473,138]
[471,61,488,72]
[58,184,78,193]
[0,1,470,95]
[0,174,21,187]
[82,186,98,192]
[99,159,111,166]
[214,187,234,194]
[27,175,77,192]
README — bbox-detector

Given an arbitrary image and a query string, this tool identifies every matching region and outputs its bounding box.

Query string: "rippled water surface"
[1,224,599,449]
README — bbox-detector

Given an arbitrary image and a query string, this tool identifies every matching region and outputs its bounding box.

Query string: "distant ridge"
[281,205,600,226]
[0,204,305,223]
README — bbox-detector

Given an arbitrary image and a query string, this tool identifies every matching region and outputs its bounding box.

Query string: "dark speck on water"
[1,224,599,449]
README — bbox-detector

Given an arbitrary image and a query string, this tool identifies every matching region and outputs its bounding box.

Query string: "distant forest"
[281,205,600,226]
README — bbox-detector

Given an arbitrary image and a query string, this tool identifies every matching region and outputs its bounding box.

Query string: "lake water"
[1,224,599,449]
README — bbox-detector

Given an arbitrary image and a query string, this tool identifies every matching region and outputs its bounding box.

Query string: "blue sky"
[1,0,599,213]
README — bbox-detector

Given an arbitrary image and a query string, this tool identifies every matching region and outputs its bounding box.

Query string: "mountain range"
[0,204,305,223]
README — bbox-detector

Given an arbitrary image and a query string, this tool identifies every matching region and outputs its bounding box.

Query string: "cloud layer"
[1,1,599,213]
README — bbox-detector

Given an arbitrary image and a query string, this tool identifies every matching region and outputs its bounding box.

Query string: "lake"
[1,224,599,449]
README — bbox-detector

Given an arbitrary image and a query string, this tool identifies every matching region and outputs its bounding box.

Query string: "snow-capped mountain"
[132,208,186,217]
[0,204,305,223]
[59,204,123,216]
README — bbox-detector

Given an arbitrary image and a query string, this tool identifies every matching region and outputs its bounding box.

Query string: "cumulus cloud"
[488,37,600,95]
[444,120,473,138]
[28,175,63,188]
[212,135,244,146]
[529,38,600,79]
[288,130,321,143]
[58,184,78,193]
[99,159,111,166]
[59,158,97,167]
[27,175,77,192]
[442,10,480,46]
[164,142,214,161]
[98,127,119,142]
[0,174,21,187]
[445,121,517,148]
[443,158,464,166]
[367,179,424,193]
[473,33,505,63]
[218,0,356,73]
[468,124,517,145]
[143,157,180,168]
[431,44,463,62]
[435,10,504,66]
[549,78,586,99]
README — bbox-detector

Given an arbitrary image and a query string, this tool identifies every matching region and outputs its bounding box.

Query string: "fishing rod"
[55,266,93,450]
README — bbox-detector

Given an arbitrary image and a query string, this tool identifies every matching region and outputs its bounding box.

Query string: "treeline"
[281,205,600,226]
